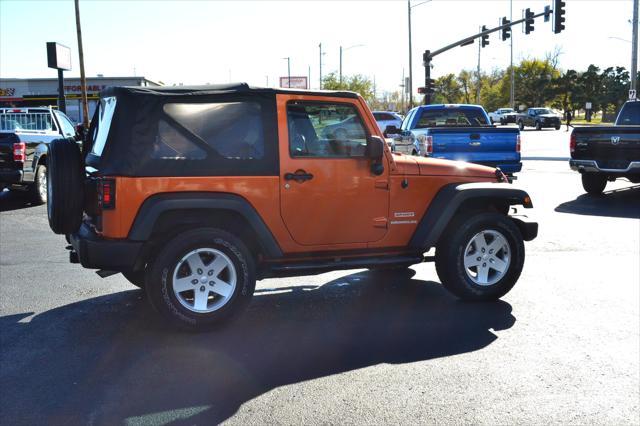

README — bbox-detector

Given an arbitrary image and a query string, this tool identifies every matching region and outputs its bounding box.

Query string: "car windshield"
[533,109,552,115]
[500,109,514,113]
[415,108,489,128]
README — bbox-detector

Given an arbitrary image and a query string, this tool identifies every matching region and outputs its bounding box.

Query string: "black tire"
[122,270,146,289]
[518,120,524,131]
[47,139,84,234]
[435,212,525,301]
[535,121,542,130]
[500,118,505,125]
[554,124,561,130]
[30,164,47,205]
[581,173,607,195]
[145,228,256,330]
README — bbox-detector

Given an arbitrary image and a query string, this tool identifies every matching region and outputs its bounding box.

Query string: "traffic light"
[524,8,535,34]
[553,0,566,34]
[481,25,489,48]
[418,79,436,94]
[501,17,511,41]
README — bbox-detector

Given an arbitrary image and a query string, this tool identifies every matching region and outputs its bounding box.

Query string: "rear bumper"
[475,161,522,174]
[569,159,640,174]
[69,223,143,271]
[0,169,23,185]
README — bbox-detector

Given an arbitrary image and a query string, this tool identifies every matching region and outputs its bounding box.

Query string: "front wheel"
[518,121,524,131]
[146,228,256,330]
[435,213,525,301]
[581,173,607,195]
[535,121,542,130]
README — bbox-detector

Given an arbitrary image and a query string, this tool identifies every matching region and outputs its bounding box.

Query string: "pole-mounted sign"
[46,42,71,113]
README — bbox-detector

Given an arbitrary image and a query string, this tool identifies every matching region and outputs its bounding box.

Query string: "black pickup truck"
[570,100,640,195]
[0,107,79,203]
[516,108,562,131]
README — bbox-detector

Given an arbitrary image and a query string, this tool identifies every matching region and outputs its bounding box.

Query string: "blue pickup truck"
[387,104,522,177]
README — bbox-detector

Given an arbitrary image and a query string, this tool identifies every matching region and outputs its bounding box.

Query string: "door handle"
[469,142,481,146]
[284,170,314,182]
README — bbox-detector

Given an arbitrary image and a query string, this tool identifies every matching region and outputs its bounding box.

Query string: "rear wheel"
[47,139,84,234]
[535,121,542,130]
[581,173,607,195]
[518,120,524,131]
[146,228,256,330]
[30,164,47,205]
[435,212,524,301]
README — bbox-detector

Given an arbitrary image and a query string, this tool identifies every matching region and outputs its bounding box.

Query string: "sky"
[0,0,635,96]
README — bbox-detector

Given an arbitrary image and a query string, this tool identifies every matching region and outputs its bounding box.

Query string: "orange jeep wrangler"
[47,84,537,330]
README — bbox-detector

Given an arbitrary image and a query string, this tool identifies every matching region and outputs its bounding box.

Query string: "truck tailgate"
[430,127,520,162]
[0,133,18,171]
[573,126,640,169]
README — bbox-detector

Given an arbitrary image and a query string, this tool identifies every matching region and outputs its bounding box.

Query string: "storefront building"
[0,76,160,123]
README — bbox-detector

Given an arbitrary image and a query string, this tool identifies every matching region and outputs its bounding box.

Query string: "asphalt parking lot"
[1,130,638,425]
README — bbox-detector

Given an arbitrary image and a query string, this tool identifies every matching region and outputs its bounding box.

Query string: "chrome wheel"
[172,248,237,313]
[463,230,511,286]
[38,169,47,202]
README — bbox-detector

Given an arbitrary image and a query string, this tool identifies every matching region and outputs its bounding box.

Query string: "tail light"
[13,142,26,162]
[515,134,521,153]
[570,131,576,154]
[98,178,116,210]
[425,135,433,155]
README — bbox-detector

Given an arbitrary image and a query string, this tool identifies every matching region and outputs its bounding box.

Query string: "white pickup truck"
[488,108,517,125]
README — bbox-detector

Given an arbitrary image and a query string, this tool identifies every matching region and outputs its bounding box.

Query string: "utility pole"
[476,26,481,104]
[401,68,406,112]
[510,0,515,108]
[408,0,413,108]
[308,65,311,89]
[74,0,89,128]
[319,43,323,89]
[339,46,343,84]
[632,0,639,92]
[283,57,291,88]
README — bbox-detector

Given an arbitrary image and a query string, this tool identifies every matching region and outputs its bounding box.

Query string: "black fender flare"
[409,182,534,251]
[128,192,283,258]
[33,143,49,169]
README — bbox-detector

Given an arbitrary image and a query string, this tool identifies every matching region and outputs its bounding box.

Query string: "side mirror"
[367,136,385,160]
[384,125,400,136]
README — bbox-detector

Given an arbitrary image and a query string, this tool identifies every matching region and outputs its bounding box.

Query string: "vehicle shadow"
[554,184,640,219]
[0,270,515,425]
[0,189,39,212]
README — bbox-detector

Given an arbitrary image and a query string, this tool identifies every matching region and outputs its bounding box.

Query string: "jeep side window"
[287,102,368,158]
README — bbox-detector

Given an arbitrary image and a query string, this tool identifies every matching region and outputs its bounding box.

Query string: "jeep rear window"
[91,96,117,157]
[162,102,264,160]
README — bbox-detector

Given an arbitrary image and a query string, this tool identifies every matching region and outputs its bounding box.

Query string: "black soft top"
[99,83,359,99]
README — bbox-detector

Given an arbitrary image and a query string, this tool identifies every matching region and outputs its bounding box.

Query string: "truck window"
[616,102,640,125]
[0,111,54,132]
[415,108,489,128]
[287,102,368,158]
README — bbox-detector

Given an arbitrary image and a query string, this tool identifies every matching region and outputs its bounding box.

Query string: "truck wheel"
[518,121,524,131]
[535,121,542,130]
[581,173,607,195]
[30,164,47,205]
[47,139,84,234]
[435,212,524,301]
[146,228,256,330]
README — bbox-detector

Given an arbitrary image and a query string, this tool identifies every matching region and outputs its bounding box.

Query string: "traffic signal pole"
[422,7,552,104]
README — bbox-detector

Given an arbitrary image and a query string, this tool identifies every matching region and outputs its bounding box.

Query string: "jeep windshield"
[89,96,117,157]
[415,108,489,128]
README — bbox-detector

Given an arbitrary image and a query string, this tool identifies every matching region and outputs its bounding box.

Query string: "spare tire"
[47,139,84,234]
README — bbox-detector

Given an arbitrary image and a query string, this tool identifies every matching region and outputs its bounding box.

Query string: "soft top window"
[163,102,264,160]
[91,96,117,157]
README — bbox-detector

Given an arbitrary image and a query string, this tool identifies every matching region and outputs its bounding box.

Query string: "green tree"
[322,72,375,103]
[514,58,560,108]
[433,73,462,104]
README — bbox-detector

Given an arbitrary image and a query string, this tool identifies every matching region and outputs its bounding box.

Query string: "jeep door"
[277,95,390,246]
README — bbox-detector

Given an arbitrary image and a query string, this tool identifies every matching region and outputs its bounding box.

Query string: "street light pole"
[340,46,343,84]
[632,0,638,92]
[319,43,323,89]
[476,26,481,104]
[74,0,89,128]
[408,0,413,108]
[510,0,515,108]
